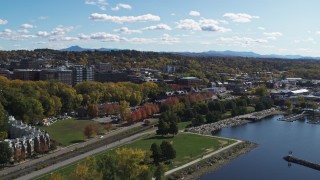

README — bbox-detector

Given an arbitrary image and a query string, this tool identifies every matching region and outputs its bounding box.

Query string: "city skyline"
[1,0,320,56]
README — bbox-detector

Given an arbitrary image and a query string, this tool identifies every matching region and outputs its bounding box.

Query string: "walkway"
[165,139,242,176]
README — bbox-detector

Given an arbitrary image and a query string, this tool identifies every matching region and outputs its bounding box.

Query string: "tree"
[253,85,269,96]
[154,163,166,180]
[192,114,205,126]
[169,122,178,137]
[119,100,130,122]
[0,102,8,140]
[160,141,176,161]
[83,124,97,138]
[50,173,66,180]
[206,111,220,124]
[156,119,169,136]
[70,157,101,180]
[87,103,99,118]
[0,142,12,164]
[97,154,117,180]
[150,143,162,164]
[115,148,149,180]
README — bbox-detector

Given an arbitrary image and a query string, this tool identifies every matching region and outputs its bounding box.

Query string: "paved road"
[0,122,144,178]
[165,139,242,176]
[17,129,155,180]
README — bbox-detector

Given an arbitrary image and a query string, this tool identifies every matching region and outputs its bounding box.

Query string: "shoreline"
[186,108,285,135]
[167,141,257,180]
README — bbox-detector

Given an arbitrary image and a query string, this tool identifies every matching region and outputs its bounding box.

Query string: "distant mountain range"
[61,46,319,60]
[61,45,119,52]
[173,50,320,60]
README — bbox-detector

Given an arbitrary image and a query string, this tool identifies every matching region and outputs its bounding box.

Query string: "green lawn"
[123,133,235,168]
[177,121,191,130]
[37,132,235,180]
[39,118,104,146]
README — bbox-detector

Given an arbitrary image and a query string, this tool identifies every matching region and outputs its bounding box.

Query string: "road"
[0,122,146,179]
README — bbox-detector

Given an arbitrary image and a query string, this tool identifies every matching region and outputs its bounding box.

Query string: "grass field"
[37,132,235,179]
[39,119,105,146]
[123,133,235,168]
[177,121,191,130]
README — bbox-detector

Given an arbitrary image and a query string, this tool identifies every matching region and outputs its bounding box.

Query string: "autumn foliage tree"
[83,124,98,138]
[87,103,99,118]
[115,148,149,180]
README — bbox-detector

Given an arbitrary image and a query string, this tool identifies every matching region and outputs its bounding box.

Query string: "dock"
[279,112,305,122]
[283,155,320,171]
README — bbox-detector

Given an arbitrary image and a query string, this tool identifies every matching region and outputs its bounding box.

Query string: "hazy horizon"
[1,0,320,56]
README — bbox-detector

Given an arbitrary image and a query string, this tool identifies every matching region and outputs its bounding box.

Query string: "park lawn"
[36,132,236,180]
[123,133,236,168]
[177,121,191,130]
[39,118,104,146]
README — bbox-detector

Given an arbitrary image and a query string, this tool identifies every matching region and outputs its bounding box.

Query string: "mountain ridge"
[61,46,319,60]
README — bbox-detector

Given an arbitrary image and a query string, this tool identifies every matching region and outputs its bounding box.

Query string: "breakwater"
[186,108,283,135]
[283,155,320,171]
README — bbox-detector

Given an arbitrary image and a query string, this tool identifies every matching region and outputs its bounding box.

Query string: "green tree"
[154,163,166,180]
[97,154,117,180]
[160,141,176,161]
[156,119,169,136]
[150,143,162,164]
[0,102,8,140]
[169,122,178,137]
[0,142,12,164]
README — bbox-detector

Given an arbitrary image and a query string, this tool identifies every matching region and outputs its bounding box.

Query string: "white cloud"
[171,13,176,16]
[0,19,8,25]
[85,0,108,10]
[20,23,34,29]
[17,29,29,34]
[223,13,259,23]
[217,36,268,47]
[258,27,265,30]
[176,19,201,31]
[316,31,320,35]
[143,24,172,31]
[263,32,283,40]
[37,31,50,37]
[160,34,179,44]
[89,13,160,23]
[189,11,200,17]
[0,28,36,41]
[111,3,132,11]
[81,32,122,42]
[114,27,142,34]
[176,18,231,33]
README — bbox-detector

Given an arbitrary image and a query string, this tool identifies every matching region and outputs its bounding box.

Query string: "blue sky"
[1,0,320,56]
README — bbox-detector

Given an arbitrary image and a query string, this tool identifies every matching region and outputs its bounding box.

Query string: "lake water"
[200,115,320,180]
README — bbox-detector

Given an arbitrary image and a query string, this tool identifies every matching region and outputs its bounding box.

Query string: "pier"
[283,155,320,171]
[279,111,305,122]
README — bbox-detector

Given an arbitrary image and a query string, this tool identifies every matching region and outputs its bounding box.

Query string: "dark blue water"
[200,115,320,180]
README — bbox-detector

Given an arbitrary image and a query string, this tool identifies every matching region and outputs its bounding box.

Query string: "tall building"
[71,65,94,85]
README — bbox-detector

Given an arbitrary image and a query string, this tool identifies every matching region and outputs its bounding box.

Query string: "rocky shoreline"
[167,141,257,180]
[186,108,284,135]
